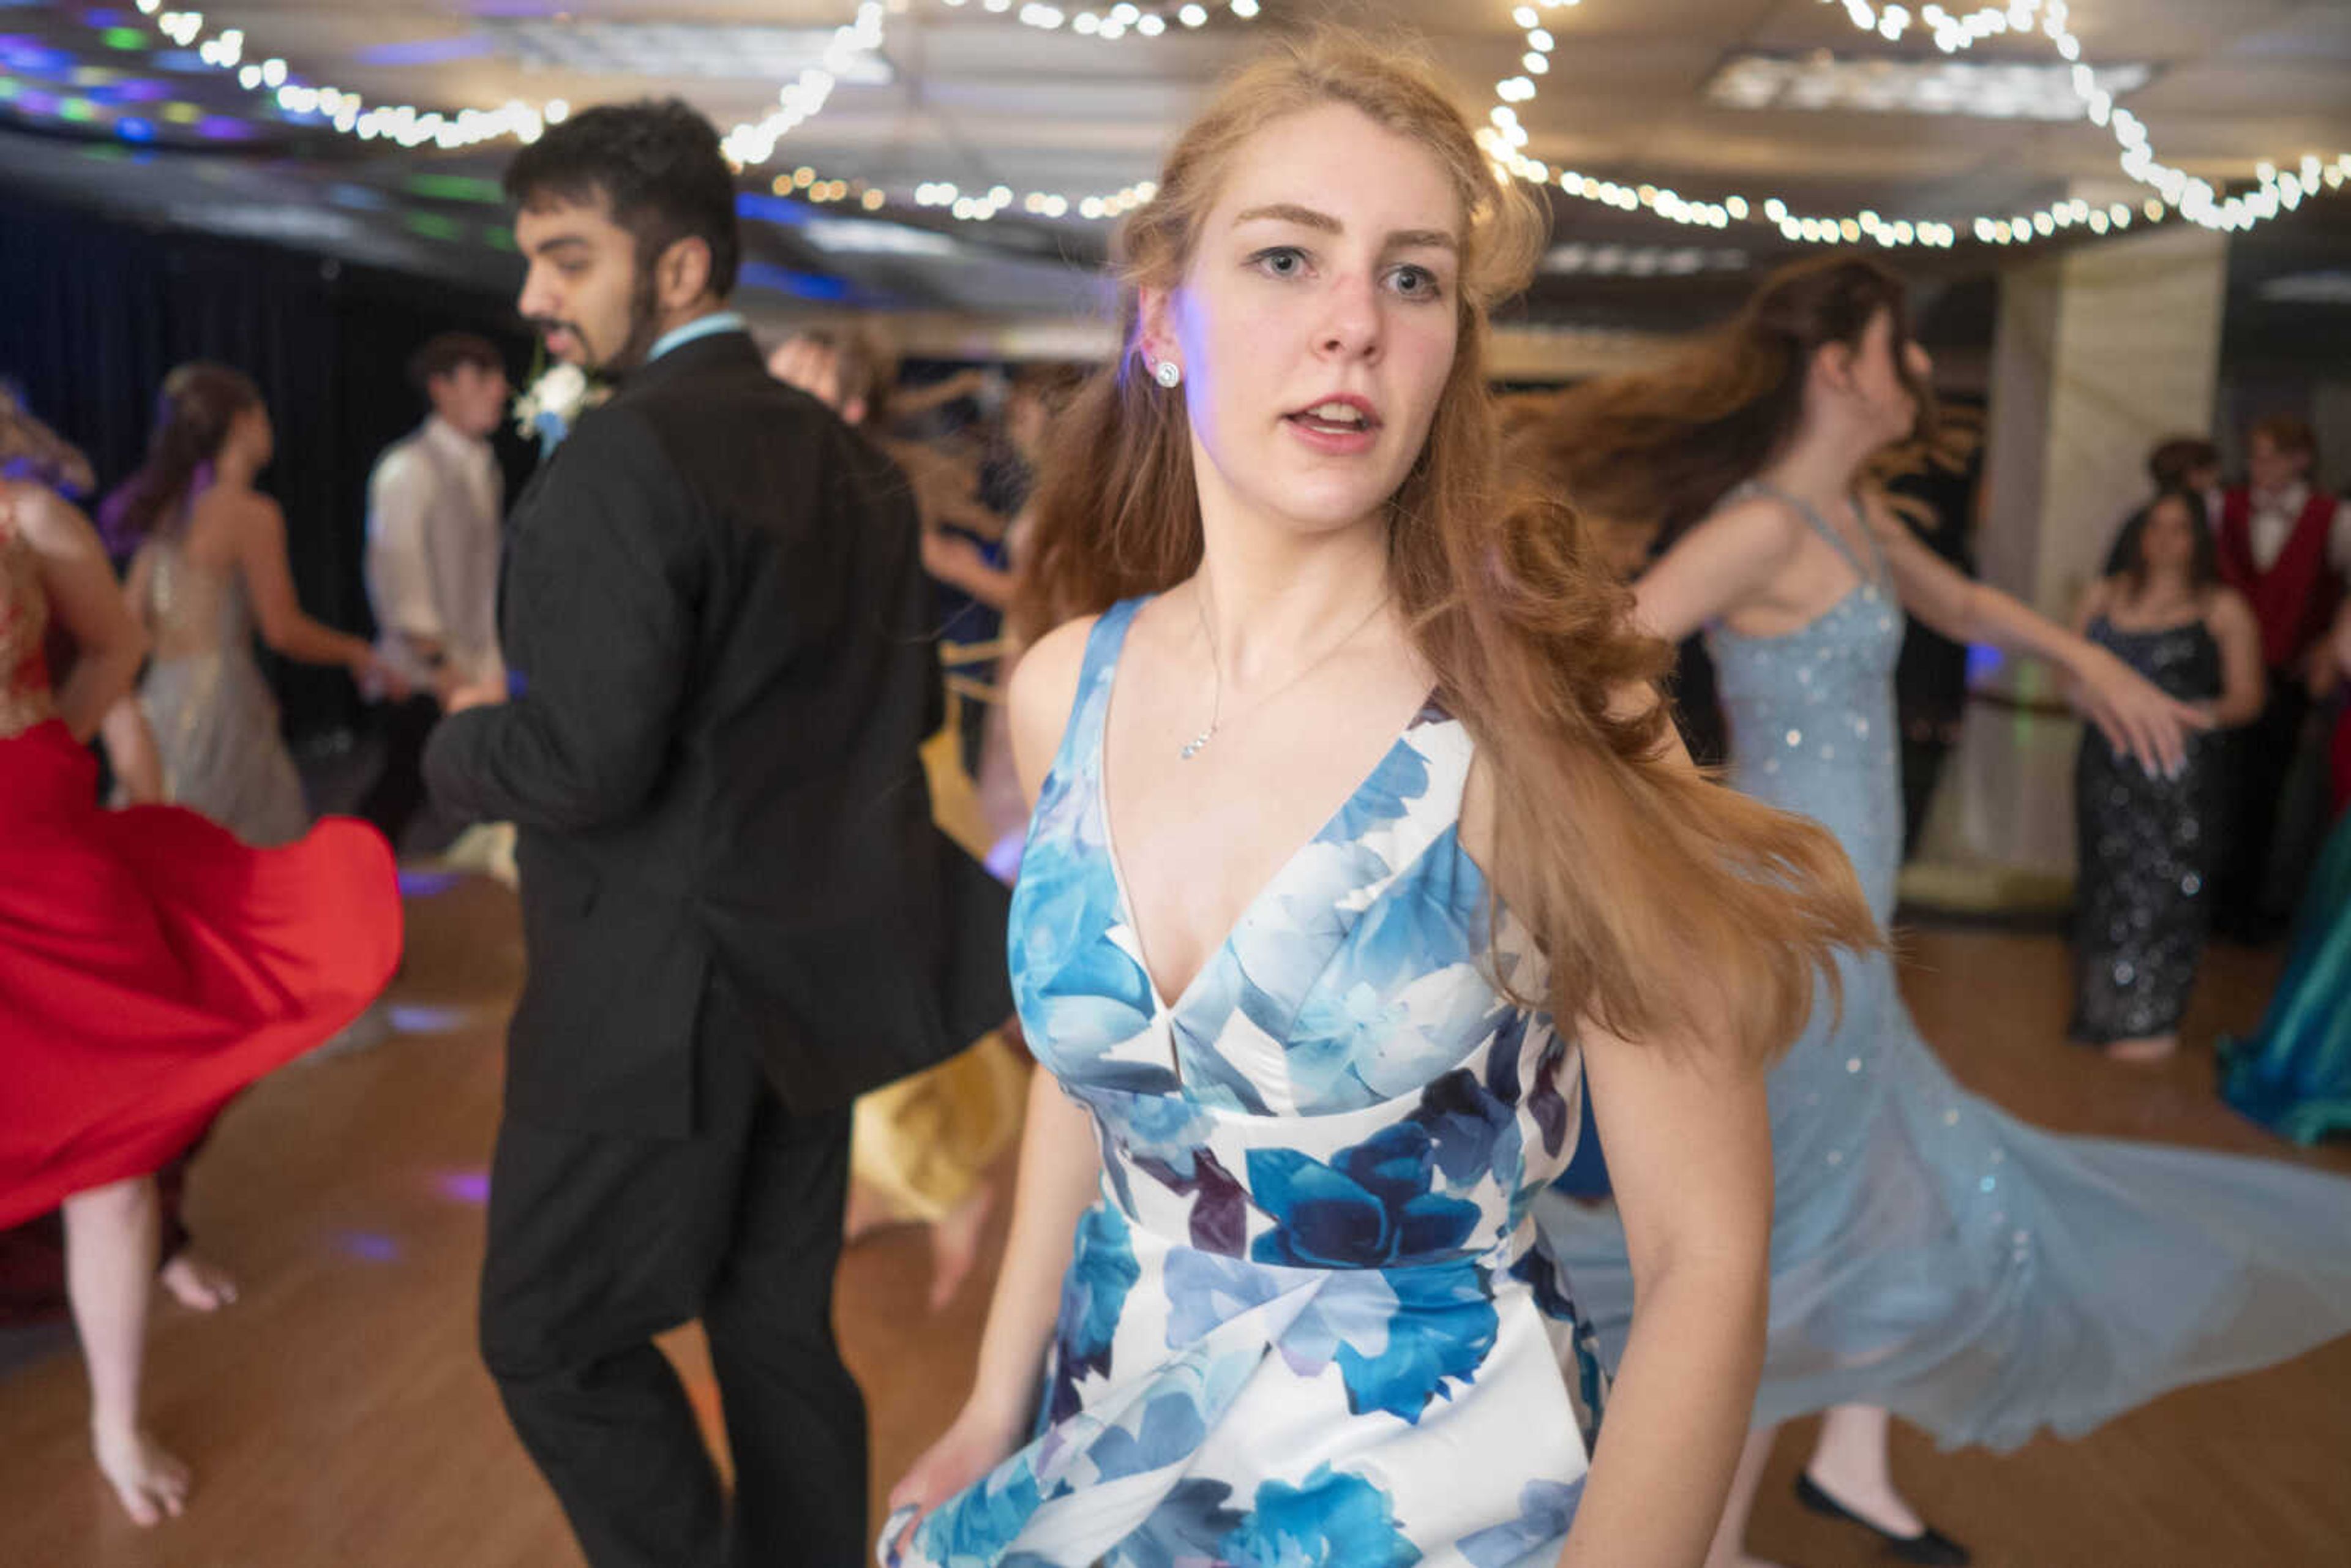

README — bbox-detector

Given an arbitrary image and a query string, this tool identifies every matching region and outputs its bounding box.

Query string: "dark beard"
[599,266,664,378]
[522,266,662,381]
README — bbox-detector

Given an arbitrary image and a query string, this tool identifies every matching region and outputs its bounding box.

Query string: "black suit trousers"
[478,989,866,1568]
[2214,677,2310,940]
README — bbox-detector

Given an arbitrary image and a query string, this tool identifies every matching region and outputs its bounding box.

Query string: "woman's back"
[138,498,259,664]
[132,490,307,847]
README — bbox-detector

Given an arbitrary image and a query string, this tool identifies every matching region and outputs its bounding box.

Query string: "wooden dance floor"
[2,871,2347,1566]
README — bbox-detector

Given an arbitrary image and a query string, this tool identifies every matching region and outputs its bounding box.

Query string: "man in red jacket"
[2211,415,2350,940]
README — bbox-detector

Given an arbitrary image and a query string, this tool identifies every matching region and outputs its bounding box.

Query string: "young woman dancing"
[1,469,400,1525]
[1528,253,2351,1568]
[879,34,1878,1568]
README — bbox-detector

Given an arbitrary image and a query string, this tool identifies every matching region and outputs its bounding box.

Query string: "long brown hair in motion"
[1016,32,1877,1063]
[99,362,263,551]
[1512,252,1936,548]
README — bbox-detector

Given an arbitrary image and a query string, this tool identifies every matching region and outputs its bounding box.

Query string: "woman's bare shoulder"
[1007,615,1102,794]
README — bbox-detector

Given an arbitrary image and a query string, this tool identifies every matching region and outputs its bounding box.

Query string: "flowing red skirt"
[0,720,402,1230]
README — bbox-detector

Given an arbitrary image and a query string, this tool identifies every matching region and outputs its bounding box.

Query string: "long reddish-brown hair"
[1512,253,1933,546]
[1018,32,1876,1060]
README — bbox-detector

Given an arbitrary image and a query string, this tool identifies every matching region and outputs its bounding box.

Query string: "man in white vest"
[357,331,510,853]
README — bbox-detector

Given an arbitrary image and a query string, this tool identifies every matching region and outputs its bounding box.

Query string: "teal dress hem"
[2220,808,2351,1146]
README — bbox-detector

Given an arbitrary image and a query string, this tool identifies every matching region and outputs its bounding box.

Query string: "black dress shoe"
[1794,1472,1971,1566]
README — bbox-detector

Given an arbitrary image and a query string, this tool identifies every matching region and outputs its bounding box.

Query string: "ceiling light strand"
[1484,0,2341,250]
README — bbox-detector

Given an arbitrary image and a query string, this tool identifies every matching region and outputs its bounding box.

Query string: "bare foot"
[2105,1033,2179,1063]
[93,1428,190,1527]
[926,1183,998,1313]
[159,1253,238,1312]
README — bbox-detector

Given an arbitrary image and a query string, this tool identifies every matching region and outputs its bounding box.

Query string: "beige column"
[1905,220,2229,910]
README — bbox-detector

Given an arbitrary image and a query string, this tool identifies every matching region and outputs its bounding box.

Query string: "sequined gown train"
[1540,481,2351,1451]
[886,599,1602,1567]
[133,528,309,846]
[2069,615,2224,1044]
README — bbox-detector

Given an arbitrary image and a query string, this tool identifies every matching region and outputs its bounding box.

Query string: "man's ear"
[656,234,716,312]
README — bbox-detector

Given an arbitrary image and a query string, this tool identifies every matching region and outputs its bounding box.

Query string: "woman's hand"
[352,647,413,703]
[880,1398,1029,1563]
[2069,642,2211,777]
[921,528,989,591]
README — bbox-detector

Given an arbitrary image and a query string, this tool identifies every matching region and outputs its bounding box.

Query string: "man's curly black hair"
[504,99,740,298]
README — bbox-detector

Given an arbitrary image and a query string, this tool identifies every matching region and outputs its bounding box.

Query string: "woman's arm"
[885,617,1104,1542]
[1561,1012,1772,1568]
[1542,714,1772,1568]
[233,495,402,690]
[923,530,1019,612]
[2203,590,2268,726]
[1461,702,1773,1567]
[1629,496,1805,644]
[17,487,146,741]
[99,694,167,803]
[1862,494,2207,776]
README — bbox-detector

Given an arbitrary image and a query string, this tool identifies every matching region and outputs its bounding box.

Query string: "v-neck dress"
[883,597,1602,1568]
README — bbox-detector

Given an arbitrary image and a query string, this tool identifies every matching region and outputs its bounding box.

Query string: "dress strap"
[1730,478,1889,592]
[1038,595,1149,800]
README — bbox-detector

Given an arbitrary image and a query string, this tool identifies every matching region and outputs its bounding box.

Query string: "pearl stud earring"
[1153,360,1182,389]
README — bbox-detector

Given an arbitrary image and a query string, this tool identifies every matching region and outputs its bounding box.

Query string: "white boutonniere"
[512,361,609,451]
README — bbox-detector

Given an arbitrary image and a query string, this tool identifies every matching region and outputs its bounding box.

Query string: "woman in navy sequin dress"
[1531,255,2351,1568]
[2068,488,2265,1060]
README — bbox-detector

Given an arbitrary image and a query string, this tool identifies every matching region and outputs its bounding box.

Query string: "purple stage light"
[91,78,170,104]
[386,1003,474,1035]
[332,1231,403,1264]
[0,40,72,76]
[396,868,465,898]
[355,36,496,67]
[433,1170,492,1206]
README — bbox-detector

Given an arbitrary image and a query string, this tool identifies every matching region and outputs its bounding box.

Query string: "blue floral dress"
[883,598,1600,1568]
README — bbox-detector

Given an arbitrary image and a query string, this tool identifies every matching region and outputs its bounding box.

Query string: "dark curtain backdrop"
[0,192,536,740]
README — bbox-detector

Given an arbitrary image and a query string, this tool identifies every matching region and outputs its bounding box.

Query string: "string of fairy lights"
[20,0,2350,248]
[78,0,1252,224]
[1478,0,2349,250]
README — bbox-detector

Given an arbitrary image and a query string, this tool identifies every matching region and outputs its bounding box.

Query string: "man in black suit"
[424,100,996,1567]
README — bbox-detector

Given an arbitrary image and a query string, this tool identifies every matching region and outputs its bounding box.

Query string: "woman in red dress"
[1,468,401,1525]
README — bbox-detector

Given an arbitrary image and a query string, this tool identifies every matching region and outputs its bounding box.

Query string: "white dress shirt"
[366,416,505,692]
[2240,480,2351,576]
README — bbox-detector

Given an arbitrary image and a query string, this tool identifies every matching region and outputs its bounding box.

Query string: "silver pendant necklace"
[1181,580,1392,761]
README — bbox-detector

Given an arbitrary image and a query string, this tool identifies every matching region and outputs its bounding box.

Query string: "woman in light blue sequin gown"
[879,39,1886,1568]
[1531,255,2351,1568]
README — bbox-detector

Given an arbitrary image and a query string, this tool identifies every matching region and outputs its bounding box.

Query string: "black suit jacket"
[425,328,1008,1136]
